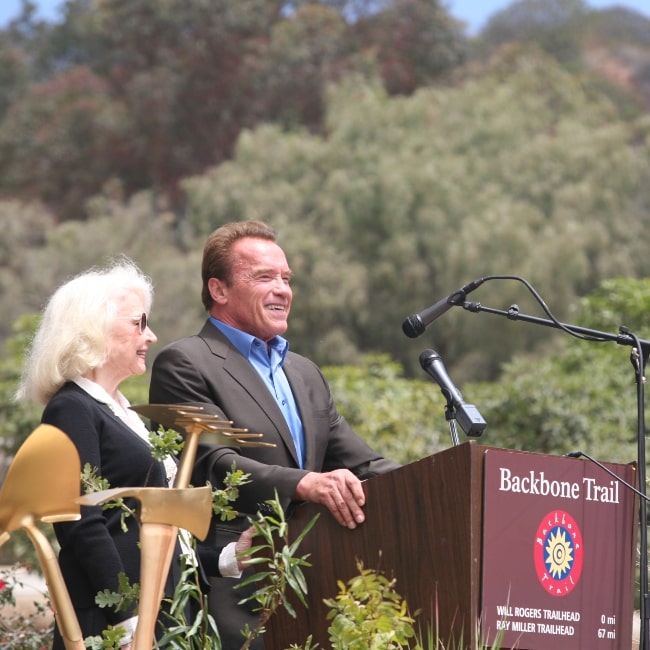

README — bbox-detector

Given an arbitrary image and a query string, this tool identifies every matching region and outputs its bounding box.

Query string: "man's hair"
[201,220,277,311]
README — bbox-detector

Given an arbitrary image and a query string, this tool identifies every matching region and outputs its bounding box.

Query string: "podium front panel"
[264,442,485,649]
[481,448,637,650]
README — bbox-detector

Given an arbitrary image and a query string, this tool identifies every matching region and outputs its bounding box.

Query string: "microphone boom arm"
[461,300,650,356]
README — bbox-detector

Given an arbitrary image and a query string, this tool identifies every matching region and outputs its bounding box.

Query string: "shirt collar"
[209,317,289,362]
[74,376,125,410]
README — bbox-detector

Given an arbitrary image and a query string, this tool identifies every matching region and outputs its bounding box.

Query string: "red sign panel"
[481,448,637,649]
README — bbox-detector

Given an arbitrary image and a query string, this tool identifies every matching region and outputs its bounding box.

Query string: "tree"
[0,0,467,219]
[1,47,650,382]
[0,202,55,342]
[182,47,650,378]
[250,4,356,130]
[0,66,135,219]
[0,314,42,488]
[0,37,31,120]
[355,0,466,94]
[479,0,588,65]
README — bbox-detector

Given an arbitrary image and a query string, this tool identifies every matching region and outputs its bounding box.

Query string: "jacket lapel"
[198,320,301,466]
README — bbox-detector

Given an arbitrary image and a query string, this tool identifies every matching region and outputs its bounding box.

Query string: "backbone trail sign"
[481,448,637,650]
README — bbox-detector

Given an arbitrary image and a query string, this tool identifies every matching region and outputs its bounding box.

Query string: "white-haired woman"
[17,258,251,650]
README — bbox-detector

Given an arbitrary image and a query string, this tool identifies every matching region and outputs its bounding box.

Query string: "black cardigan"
[42,382,188,641]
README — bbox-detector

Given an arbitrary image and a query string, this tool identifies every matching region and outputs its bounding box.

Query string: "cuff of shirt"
[119,615,138,644]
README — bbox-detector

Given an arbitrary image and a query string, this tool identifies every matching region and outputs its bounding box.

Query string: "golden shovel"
[0,424,84,650]
[78,485,212,650]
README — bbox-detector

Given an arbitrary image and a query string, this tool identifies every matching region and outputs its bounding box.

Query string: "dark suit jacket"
[41,382,181,649]
[149,320,400,648]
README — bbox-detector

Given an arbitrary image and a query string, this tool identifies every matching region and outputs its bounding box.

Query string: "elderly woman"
[17,258,250,650]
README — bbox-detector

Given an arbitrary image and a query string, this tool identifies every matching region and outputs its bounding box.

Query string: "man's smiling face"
[210,236,293,342]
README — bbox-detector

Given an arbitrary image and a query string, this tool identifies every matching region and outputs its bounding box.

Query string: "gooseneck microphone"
[402,278,486,339]
[419,349,487,437]
[566,450,648,502]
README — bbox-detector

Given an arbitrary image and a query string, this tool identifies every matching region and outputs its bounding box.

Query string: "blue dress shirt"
[210,318,306,468]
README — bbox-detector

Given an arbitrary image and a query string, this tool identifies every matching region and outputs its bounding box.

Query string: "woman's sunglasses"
[116,312,148,334]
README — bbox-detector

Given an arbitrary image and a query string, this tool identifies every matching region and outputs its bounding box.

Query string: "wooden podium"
[264,442,638,650]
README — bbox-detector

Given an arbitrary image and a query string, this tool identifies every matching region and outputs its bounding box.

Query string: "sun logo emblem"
[534,510,583,597]
[545,527,574,579]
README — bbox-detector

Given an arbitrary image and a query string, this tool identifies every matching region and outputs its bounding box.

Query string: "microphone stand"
[444,403,461,446]
[458,298,650,650]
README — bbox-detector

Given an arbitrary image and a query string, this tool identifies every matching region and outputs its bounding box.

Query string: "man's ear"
[208,277,228,304]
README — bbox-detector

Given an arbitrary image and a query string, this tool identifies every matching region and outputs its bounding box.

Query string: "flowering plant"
[0,563,53,650]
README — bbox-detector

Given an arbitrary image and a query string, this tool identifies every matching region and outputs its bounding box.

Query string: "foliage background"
[1,0,650,566]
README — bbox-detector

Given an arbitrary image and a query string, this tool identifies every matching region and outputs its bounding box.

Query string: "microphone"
[419,349,487,437]
[402,278,485,338]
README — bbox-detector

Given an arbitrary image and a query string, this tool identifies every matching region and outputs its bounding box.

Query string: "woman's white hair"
[16,257,154,405]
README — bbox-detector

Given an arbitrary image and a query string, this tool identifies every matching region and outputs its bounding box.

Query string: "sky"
[0,0,649,35]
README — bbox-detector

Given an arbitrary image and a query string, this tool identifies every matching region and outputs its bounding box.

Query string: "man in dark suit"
[149,219,399,649]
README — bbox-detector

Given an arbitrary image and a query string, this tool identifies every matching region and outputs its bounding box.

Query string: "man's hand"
[295,469,366,529]
[235,526,256,571]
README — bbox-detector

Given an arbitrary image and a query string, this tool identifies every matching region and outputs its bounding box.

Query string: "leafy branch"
[148,426,185,462]
[80,463,134,533]
[157,554,222,650]
[236,492,319,650]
